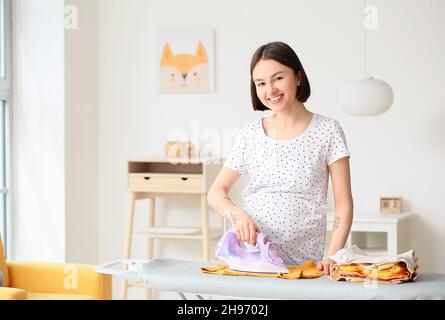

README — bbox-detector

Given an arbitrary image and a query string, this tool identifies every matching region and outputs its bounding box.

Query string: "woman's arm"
[207,167,259,244]
[328,156,353,255]
[207,167,242,217]
[318,156,353,274]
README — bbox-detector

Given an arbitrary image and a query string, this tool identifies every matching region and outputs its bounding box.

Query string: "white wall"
[65,0,99,264]
[13,0,99,264]
[13,0,65,261]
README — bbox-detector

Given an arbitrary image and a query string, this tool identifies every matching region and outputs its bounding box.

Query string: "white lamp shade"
[338,77,394,116]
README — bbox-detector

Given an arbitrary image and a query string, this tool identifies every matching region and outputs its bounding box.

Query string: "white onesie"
[224,113,350,265]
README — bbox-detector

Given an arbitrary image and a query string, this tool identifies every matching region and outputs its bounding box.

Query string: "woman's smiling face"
[252,59,300,112]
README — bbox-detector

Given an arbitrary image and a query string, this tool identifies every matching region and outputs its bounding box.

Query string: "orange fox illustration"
[160,41,210,93]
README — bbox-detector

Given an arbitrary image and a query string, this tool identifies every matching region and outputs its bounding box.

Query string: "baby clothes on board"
[328,245,419,284]
[201,260,324,279]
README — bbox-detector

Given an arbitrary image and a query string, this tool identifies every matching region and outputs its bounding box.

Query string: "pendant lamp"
[338,2,393,116]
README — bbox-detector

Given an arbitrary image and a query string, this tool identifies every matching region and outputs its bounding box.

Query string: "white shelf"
[325,211,414,256]
[327,211,413,225]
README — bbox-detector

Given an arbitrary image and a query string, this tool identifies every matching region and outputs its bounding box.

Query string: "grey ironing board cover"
[140,258,445,300]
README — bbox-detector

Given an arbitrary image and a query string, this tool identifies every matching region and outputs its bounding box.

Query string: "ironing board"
[96,258,445,300]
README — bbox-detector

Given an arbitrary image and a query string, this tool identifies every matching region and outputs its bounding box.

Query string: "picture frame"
[155,28,215,94]
[380,197,403,214]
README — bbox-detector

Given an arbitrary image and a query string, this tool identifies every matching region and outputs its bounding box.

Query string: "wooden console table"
[121,158,222,299]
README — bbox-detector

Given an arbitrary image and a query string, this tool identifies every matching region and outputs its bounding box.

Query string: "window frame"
[0,0,12,258]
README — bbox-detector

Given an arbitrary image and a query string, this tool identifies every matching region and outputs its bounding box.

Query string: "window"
[0,0,11,256]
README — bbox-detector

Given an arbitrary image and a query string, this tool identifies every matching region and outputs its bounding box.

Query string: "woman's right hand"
[232,211,259,245]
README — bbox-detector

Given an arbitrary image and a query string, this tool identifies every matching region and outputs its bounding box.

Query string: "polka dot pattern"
[224,113,350,265]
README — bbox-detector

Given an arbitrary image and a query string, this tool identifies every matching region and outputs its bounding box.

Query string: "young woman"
[207,42,353,275]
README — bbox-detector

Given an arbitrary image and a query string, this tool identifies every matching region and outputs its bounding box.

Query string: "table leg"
[201,194,209,261]
[146,196,155,300]
[121,192,136,300]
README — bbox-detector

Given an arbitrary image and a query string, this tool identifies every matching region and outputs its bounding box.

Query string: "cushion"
[26,292,98,300]
[0,236,8,287]
[0,287,27,299]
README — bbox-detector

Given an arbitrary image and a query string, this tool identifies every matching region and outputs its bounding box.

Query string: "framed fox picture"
[156,28,215,93]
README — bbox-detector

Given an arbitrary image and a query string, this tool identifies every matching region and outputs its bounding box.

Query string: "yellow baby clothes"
[328,245,419,284]
[329,262,418,284]
[201,260,324,279]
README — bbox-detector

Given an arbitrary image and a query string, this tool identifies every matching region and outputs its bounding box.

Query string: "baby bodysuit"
[224,113,350,265]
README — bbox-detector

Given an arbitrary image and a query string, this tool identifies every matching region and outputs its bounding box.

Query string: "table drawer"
[128,174,204,193]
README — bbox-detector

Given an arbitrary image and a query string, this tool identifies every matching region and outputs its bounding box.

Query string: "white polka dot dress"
[224,113,350,265]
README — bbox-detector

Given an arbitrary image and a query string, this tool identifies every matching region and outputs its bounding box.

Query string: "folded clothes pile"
[328,245,419,284]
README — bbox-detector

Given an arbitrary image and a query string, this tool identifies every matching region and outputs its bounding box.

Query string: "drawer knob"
[144,177,151,180]
[181,177,188,181]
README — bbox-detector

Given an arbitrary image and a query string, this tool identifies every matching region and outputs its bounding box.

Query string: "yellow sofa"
[0,237,112,300]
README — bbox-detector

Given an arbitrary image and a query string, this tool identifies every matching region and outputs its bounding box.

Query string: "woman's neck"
[271,101,311,130]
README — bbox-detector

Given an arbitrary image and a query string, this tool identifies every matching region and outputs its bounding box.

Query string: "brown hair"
[250,42,311,111]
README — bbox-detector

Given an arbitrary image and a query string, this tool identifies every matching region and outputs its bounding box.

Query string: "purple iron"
[213,227,289,274]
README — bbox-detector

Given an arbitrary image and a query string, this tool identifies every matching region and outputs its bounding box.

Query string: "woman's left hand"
[317,258,336,275]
